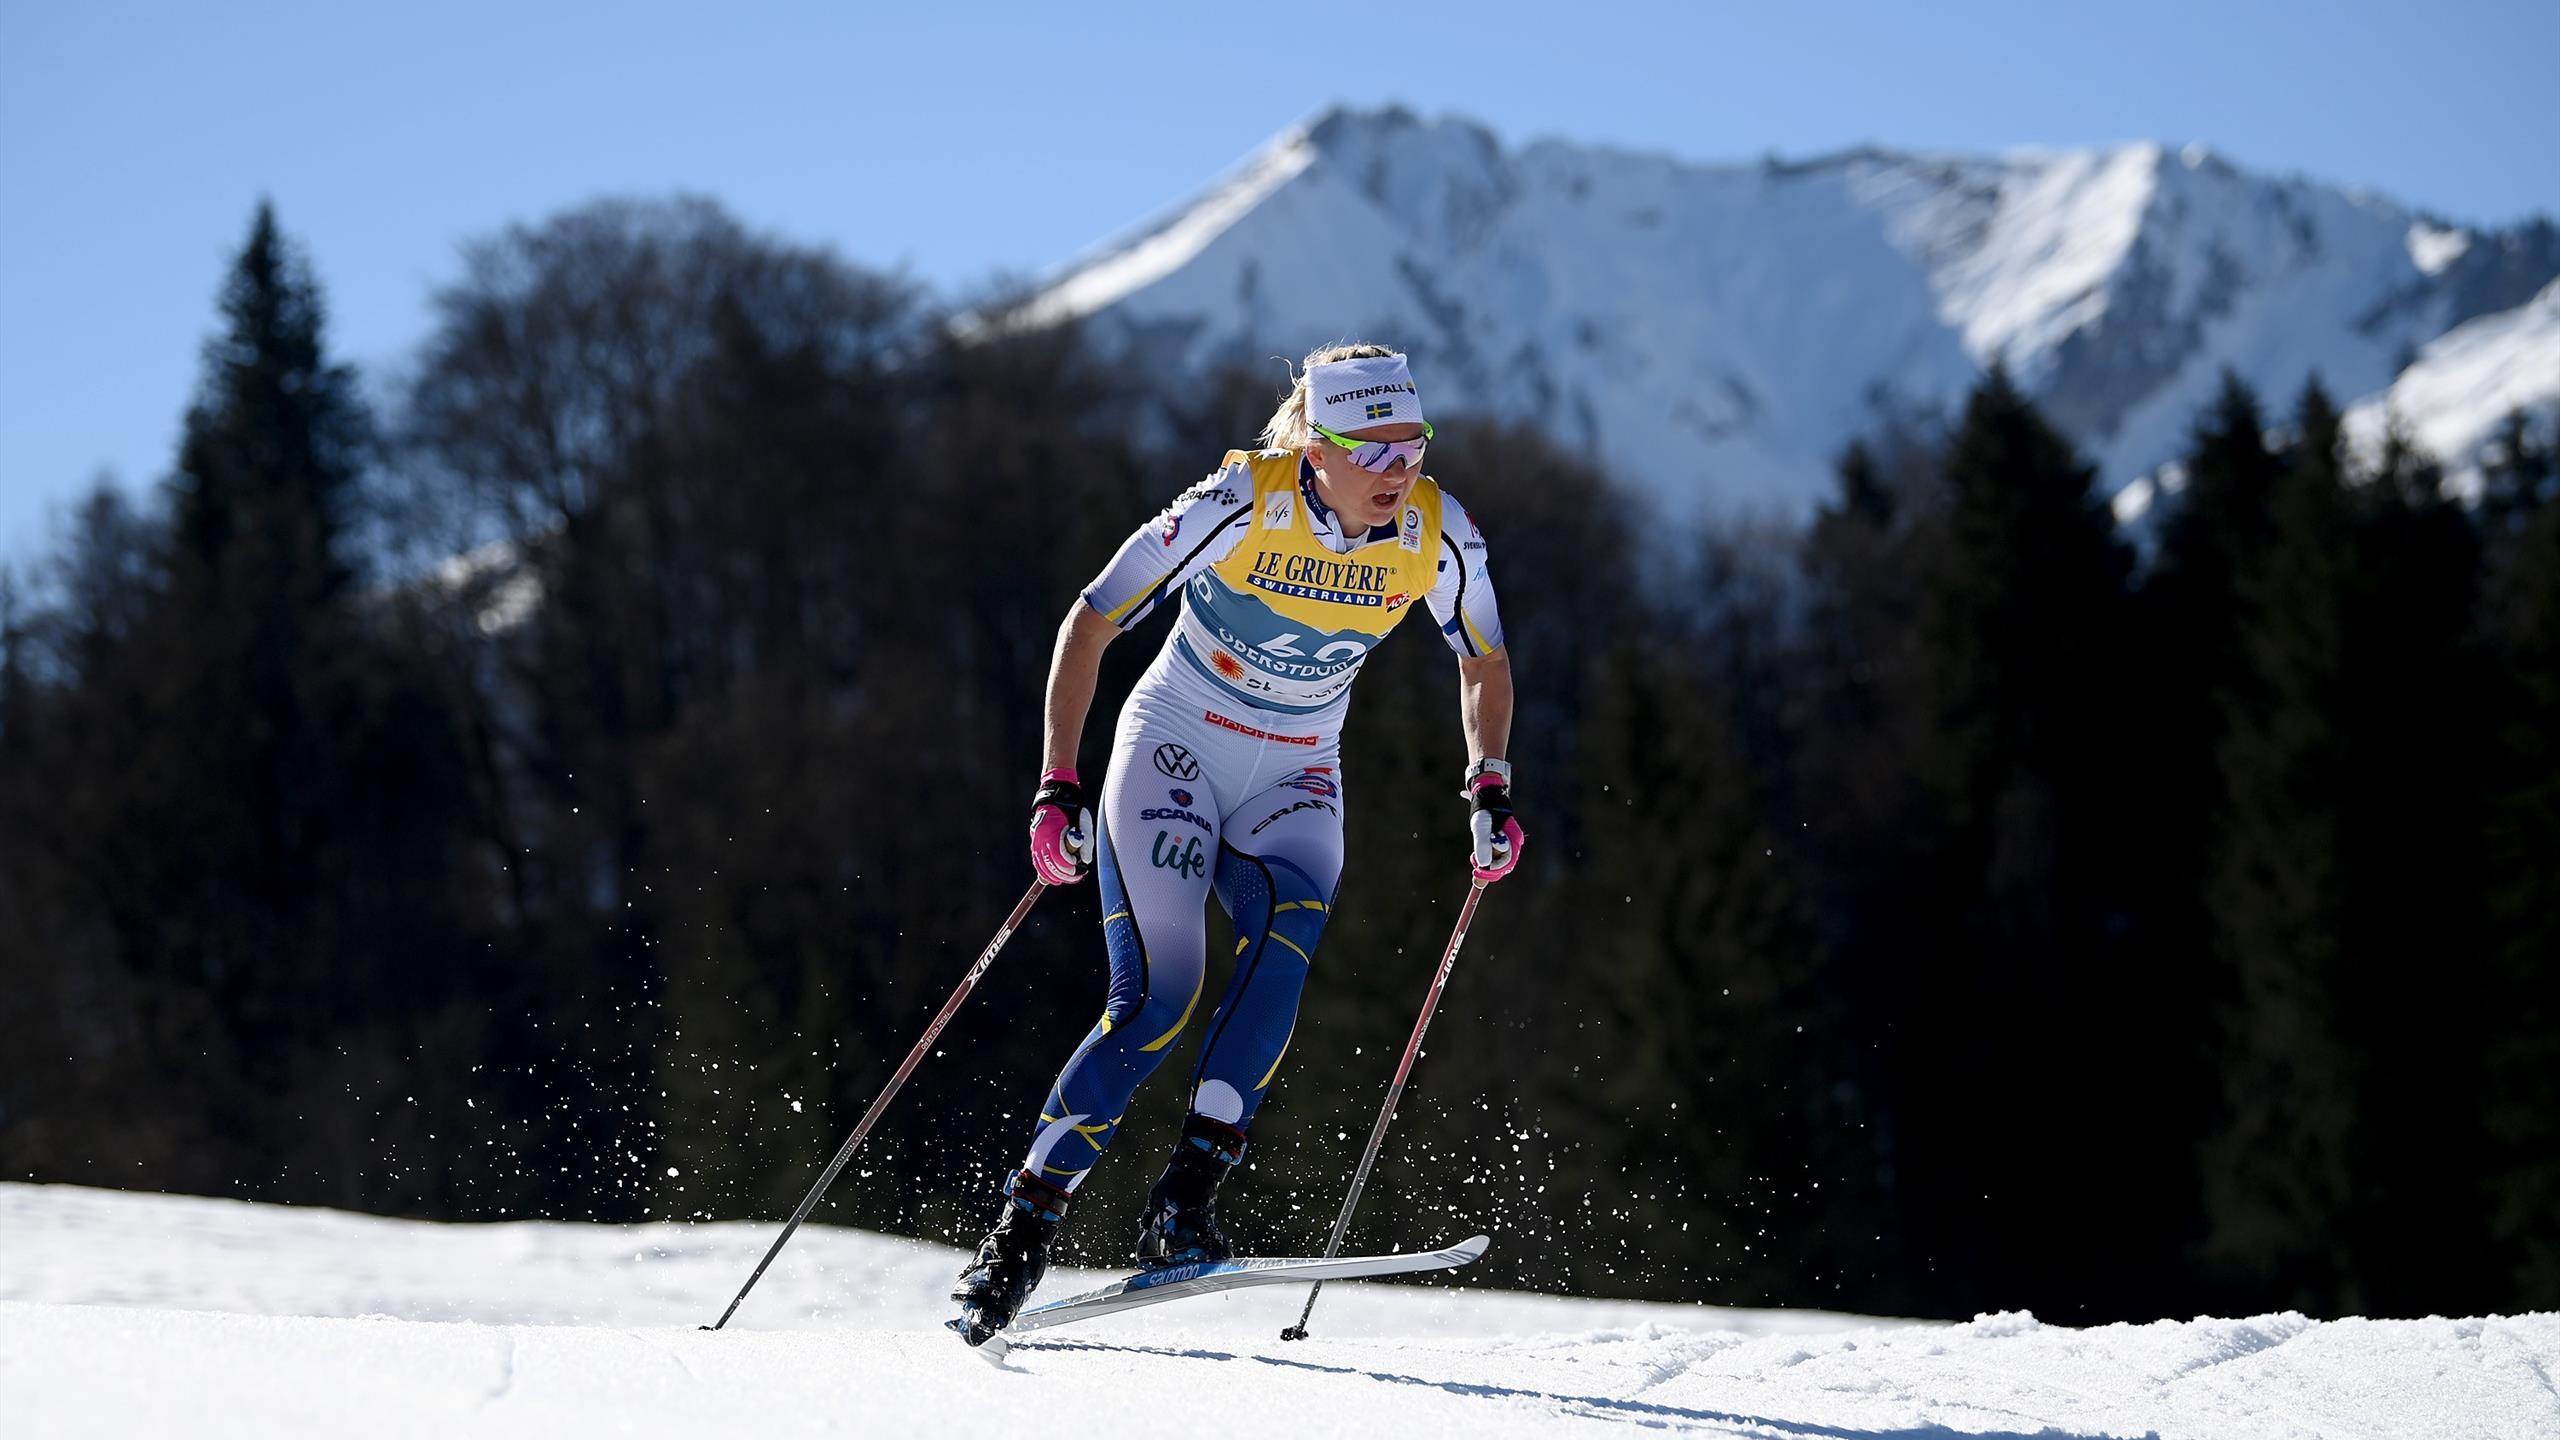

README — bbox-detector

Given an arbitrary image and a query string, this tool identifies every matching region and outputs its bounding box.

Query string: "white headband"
[1305,353,1425,434]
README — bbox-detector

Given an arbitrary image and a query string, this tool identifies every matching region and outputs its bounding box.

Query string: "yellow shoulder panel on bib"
[1202,457,1444,641]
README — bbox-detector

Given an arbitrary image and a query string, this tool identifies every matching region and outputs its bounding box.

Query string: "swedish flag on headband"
[1307,352,1427,436]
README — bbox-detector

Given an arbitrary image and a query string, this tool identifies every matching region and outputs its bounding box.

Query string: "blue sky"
[4,0,2556,563]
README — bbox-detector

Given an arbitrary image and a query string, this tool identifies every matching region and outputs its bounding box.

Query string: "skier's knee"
[1218,845,1334,968]
[1260,869,1329,972]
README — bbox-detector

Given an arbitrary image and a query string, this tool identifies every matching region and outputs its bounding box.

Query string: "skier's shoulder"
[1133,452,1265,564]
[1416,477,1490,553]
[1160,451,1283,515]
[1175,450,1307,536]
[1154,454,1257,523]
[1223,447,1304,494]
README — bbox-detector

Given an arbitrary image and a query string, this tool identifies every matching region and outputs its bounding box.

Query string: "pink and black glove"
[1465,759,1523,883]
[1028,768,1097,885]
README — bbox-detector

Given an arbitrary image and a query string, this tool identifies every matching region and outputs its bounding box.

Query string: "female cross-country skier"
[951,345,1521,1337]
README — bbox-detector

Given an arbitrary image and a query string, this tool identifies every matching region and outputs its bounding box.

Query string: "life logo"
[1399,505,1424,553]
[1280,771,1339,799]
[1151,831,1207,880]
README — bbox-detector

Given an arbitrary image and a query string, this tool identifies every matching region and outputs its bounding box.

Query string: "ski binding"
[946,1234,1489,1358]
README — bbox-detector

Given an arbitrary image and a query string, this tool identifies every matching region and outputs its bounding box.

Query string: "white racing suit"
[1018,447,1504,1190]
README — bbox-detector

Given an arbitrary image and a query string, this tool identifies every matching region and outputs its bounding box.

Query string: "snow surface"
[1016,107,2560,526]
[7,1183,2557,1438]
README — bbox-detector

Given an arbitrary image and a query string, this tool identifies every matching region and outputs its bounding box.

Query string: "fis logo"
[1400,505,1424,553]
[1263,492,1294,531]
[1364,401,1394,420]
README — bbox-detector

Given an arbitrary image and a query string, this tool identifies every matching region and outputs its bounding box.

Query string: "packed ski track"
[6,1185,2556,1438]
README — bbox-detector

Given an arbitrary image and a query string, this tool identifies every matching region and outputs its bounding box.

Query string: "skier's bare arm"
[1458,645,1511,765]
[1043,602,1119,773]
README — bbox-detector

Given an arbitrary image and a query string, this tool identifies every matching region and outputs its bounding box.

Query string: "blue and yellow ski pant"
[1018,687,1345,1189]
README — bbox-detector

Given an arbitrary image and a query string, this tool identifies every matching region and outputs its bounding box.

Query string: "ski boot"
[1133,1114,1249,1269]
[949,1170,1071,1346]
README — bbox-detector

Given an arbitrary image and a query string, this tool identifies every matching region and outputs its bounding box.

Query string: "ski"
[948,1233,1489,1355]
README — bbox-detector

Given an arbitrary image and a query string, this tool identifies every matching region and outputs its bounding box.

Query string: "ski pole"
[1281,877,1488,1342]
[703,878,1048,1331]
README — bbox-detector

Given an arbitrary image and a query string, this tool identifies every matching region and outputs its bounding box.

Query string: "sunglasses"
[1311,420,1432,475]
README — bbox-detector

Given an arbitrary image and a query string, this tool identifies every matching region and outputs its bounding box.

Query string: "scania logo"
[1153,743,1201,781]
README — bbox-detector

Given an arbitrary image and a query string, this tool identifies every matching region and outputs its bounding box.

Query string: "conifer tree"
[72,203,486,1209]
[1571,627,1857,1304]
[0,565,25,755]
[1787,434,1945,1311]
[2156,373,2284,630]
[2341,411,2493,1312]
[1893,367,2151,1313]
[2478,412,2560,1305]
[2144,372,2286,828]
[2137,372,2285,1006]
[2197,380,2360,1310]
[2480,409,2556,537]
[147,202,373,1055]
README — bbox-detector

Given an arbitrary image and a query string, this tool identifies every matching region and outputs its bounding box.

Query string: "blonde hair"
[1257,341,1398,450]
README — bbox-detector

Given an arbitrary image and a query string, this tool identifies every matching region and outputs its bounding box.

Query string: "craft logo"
[1280,771,1339,798]
[1364,401,1394,420]
[1151,831,1207,880]
[1250,797,1339,834]
[1152,743,1201,781]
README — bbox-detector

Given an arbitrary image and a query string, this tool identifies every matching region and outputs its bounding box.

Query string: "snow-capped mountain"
[1018,107,2560,523]
[2346,276,2560,494]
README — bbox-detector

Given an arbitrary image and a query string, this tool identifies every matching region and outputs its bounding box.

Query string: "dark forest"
[4,198,2555,1325]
